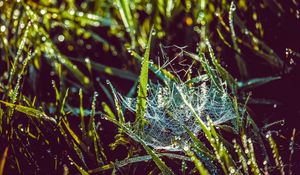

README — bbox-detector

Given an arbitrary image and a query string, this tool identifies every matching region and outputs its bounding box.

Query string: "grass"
[0,0,298,174]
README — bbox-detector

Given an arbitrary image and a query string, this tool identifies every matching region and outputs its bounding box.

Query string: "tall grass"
[0,0,297,174]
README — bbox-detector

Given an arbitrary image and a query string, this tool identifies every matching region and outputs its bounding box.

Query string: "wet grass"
[0,0,299,174]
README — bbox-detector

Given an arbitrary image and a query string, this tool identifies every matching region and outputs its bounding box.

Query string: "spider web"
[155,44,198,81]
[118,81,237,151]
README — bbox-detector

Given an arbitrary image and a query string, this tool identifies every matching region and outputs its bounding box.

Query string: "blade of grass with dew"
[246,116,270,162]
[242,135,261,175]
[135,26,154,130]
[205,39,237,93]
[207,117,238,174]
[51,80,60,105]
[59,118,91,169]
[237,76,281,90]
[184,146,210,175]
[68,156,89,175]
[97,79,114,106]
[106,80,125,123]
[217,12,283,69]
[217,10,283,69]
[0,100,56,123]
[8,21,31,87]
[8,50,33,104]
[233,96,243,134]
[60,88,69,116]
[87,92,106,164]
[68,56,138,81]
[116,0,136,48]
[183,125,214,160]
[184,48,223,90]
[234,15,283,69]
[266,132,285,175]
[79,89,86,138]
[57,124,88,169]
[197,53,223,92]
[183,126,220,174]
[232,140,249,175]
[229,2,248,78]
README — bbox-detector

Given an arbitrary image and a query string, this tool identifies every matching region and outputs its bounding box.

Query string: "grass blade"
[0,147,8,175]
[237,76,281,90]
[135,26,154,129]
[0,100,56,123]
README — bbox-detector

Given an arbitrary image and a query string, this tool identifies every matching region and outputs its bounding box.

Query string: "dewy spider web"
[155,44,197,80]
[118,81,237,151]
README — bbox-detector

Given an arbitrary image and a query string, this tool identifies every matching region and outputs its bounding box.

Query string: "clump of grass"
[0,0,297,174]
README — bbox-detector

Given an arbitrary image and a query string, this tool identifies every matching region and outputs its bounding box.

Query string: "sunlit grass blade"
[229,2,248,78]
[205,39,237,93]
[116,0,136,47]
[0,100,56,123]
[266,132,285,175]
[135,26,154,129]
[87,92,106,164]
[101,102,116,120]
[8,21,31,86]
[233,140,249,175]
[106,80,125,123]
[79,89,86,138]
[68,156,89,175]
[184,146,210,175]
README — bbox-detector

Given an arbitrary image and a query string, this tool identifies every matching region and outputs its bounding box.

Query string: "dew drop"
[151,28,156,35]
[57,35,65,42]
[0,25,6,32]
[40,9,47,15]
[68,9,75,15]
[230,2,236,11]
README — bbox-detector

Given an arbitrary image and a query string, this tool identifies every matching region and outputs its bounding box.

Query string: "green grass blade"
[116,0,136,47]
[0,100,56,123]
[184,146,210,175]
[68,156,89,175]
[237,76,281,90]
[135,26,154,129]
[0,147,8,175]
[106,80,125,123]
[79,89,86,137]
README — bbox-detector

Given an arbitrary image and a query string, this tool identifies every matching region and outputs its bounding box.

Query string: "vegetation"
[0,0,299,174]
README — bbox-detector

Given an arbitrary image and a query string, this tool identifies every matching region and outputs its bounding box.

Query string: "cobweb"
[118,81,237,151]
[155,44,199,80]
